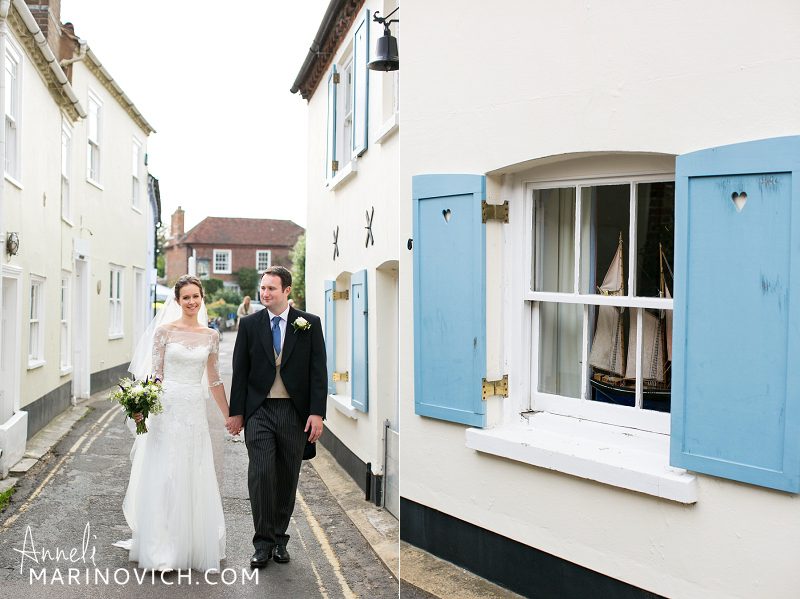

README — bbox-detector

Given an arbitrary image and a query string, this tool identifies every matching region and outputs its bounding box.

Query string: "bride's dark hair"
[174,275,205,300]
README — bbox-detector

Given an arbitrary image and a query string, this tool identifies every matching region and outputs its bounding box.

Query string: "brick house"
[164,207,304,288]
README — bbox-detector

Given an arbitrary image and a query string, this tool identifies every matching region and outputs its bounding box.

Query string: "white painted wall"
[2,14,150,419]
[69,60,150,379]
[399,1,800,597]
[305,0,401,476]
[2,28,65,408]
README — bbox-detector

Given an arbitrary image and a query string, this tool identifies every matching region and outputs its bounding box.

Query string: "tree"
[290,233,306,310]
[155,225,167,278]
[237,267,259,300]
[203,278,224,296]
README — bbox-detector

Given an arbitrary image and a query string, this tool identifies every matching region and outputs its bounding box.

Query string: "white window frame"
[213,250,231,274]
[256,250,271,272]
[131,138,142,211]
[108,265,124,339]
[28,275,45,369]
[4,39,22,184]
[60,273,72,374]
[87,90,103,186]
[524,175,674,435]
[197,258,210,279]
[61,120,72,223]
[467,166,696,505]
[329,272,360,418]
[336,49,354,170]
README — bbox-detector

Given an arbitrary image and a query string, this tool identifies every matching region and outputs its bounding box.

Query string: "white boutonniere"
[292,316,311,332]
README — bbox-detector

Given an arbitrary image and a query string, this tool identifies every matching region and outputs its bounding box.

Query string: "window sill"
[213,270,231,275]
[60,366,73,376]
[108,333,124,340]
[326,160,357,191]
[87,177,104,191]
[5,173,22,190]
[329,394,359,419]
[27,359,45,371]
[465,412,697,504]
[374,112,399,145]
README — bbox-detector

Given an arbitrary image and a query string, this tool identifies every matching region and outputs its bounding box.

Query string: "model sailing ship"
[588,234,672,411]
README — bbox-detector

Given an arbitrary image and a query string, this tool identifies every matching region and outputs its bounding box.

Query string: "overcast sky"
[61,0,329,231]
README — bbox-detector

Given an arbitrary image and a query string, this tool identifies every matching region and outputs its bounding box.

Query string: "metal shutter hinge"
[482,375,508,399]
[481,201,509,223]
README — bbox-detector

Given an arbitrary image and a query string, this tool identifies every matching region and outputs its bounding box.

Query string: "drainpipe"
[59,39,87,68]
[0,1,10,415]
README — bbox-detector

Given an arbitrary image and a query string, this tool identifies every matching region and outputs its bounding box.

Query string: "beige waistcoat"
[267,350,290,399]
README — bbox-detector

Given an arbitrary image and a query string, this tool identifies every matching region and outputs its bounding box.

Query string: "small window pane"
[635,182,675,297]
[532,188,575,292]
[538,302,582,398]
[581,185,630,295]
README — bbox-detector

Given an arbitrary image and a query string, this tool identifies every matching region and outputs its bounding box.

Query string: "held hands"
[305,415,324,443]
[133,413,144,424]
[226,415,243,436]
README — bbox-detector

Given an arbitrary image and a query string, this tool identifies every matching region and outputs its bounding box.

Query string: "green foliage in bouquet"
[109,376,165,434]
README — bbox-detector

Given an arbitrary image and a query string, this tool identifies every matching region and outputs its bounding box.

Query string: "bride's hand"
[133,413,144,424]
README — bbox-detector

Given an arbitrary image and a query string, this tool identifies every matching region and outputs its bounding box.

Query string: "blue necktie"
[272,316,282,355]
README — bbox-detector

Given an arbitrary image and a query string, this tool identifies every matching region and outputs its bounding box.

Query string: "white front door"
[0,275,19,422]
[72,259,90,399]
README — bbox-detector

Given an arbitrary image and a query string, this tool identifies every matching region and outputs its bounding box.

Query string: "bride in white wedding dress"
[115,276,230,573]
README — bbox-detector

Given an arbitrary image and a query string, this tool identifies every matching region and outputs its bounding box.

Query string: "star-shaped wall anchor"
[332,226,340,261]
[365,206,375,248]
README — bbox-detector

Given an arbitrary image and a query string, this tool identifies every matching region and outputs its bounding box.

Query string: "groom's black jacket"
[230,307,327,423]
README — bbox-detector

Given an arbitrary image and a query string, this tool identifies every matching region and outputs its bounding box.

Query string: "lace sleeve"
[152,326,168,381]
[207,329,223,388]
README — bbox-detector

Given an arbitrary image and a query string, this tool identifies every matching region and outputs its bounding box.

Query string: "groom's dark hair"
[262,266,292,290]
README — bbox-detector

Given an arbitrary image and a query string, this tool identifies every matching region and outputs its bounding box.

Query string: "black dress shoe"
[272,544,290,563]
[250,548,271,569]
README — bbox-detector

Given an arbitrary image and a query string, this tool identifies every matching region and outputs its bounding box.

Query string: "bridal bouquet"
[109,376,164,434]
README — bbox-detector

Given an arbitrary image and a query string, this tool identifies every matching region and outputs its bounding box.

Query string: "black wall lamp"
[368,8,399,72]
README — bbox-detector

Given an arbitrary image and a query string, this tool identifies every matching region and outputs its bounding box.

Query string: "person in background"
[237,295,255,330]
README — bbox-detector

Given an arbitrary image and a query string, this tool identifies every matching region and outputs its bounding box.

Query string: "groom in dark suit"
[229,266,327,569]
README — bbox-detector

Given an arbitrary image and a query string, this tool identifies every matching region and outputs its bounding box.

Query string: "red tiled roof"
[178,217,304,247]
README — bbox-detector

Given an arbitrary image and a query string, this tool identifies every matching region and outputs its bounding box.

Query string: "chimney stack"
[24,1,62,54]
[170,207,185,239]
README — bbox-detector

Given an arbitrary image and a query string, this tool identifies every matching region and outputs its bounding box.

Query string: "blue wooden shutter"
[325,66,337,180]
[351,269,369,412]
[412,174,486,427]
[352,10,369,157]
[671,136,800,492]
[324,280,336,394]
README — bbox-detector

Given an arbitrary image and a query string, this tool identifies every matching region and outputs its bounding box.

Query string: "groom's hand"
[227,415,243,436]
[305,415,323,443]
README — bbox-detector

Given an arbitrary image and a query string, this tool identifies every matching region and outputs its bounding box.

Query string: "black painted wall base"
[25,380,72,437]
[90,362,130,393]
[319,427,382,506]
[400,498,664,599]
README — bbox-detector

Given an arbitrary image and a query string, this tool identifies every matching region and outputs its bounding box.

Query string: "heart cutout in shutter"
[442,209,452,223]
[731,191,748,212]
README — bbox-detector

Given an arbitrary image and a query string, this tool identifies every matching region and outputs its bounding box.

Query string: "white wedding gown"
[116,326,226,572]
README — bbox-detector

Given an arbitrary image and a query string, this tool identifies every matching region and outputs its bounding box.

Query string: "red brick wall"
[164,245,190,286]
[166,244,295,286]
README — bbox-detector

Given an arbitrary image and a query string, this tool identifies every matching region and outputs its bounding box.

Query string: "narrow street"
[0,330,398,598]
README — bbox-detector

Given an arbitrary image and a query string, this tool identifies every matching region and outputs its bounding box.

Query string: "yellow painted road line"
[296,491,357,599]
[2,407,117,530]
[291,515,331,599]
[80,409,120,454]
